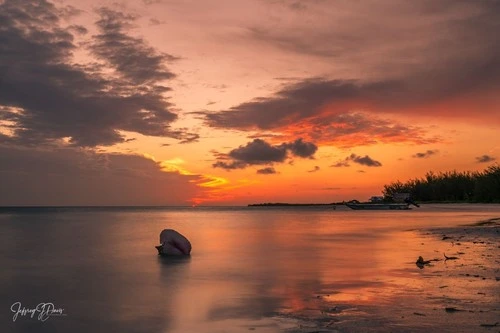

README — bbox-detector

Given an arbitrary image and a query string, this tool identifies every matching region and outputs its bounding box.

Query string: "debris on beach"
[444,253,459,261]
[416,256,431,266]
[474,217,500,226]
[282,218,499,333]
[415,256,440,268]
[445,307,465,313]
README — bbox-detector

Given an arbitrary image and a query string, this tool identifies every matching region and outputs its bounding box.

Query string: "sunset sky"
[0,0,499,205]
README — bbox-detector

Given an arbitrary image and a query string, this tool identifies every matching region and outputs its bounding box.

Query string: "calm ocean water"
[0,204,499,332]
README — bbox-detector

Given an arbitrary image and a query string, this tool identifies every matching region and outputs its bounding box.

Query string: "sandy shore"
[274,217,500,333]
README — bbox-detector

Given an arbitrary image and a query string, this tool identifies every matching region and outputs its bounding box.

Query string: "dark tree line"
[383,165,500,203]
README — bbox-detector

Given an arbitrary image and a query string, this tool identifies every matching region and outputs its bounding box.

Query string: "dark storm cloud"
[228,139,288,164]
[202,73,498,134]
[0,145,202,205]
[284,138,317,158]
[412,150,438,158]
[201,0,500,140]
[476,155,496,163]
[330,154,381,168]
[0,0,193,147]
[91,8,178,85]
[198,79,442,147]
[348,154,382,167]
[213,138,317,170]
[251,1,500,89]
[257,167,277,174]
[202,79,369,130]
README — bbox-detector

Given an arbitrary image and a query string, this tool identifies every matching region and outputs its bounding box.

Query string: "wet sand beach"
[281,217,500,333]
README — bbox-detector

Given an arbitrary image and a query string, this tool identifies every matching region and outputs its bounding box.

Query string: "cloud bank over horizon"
[0,145,204,205]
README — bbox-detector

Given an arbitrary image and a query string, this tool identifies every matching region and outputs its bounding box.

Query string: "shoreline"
[248,202,500,207]
[248,203,337,207]
[276,217,500,332]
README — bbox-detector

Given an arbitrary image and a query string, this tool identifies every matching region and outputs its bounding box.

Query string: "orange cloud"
[190,179,258,205]
[265,110,442,148]
[195,175,229,188]
[154,155,258,204]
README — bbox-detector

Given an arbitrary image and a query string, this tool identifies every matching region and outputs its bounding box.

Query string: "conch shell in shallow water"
[155,229,191,256]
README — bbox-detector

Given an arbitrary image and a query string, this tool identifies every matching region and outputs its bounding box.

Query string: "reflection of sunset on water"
[135,207,498,332]
[0,205,498,332]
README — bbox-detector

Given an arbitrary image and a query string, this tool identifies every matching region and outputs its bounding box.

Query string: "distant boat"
[344,193,419,210]
[344,200,411,210]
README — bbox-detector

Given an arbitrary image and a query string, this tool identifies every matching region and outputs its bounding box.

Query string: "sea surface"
[0,204,499,333]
